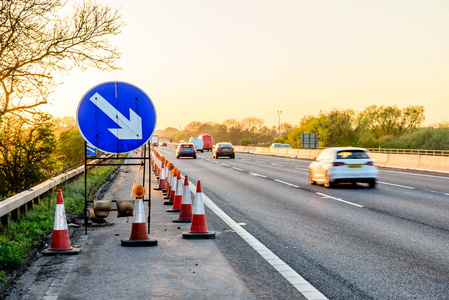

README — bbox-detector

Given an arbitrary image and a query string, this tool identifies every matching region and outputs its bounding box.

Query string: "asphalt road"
[158,146,449,299]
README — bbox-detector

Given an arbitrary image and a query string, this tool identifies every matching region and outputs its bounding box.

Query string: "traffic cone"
[121,185,158,247]
[167,171,183,212]
[153,163,167,191]
[164,168,177,205]
[173,175,193,223]
[43,189,80,255]
[182,181,215,239]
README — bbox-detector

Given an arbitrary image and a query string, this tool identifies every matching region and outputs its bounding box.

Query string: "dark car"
[213,142,235,159]
[176,143,197,159]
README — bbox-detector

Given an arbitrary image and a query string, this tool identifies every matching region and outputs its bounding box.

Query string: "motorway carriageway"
[157,146,449,300]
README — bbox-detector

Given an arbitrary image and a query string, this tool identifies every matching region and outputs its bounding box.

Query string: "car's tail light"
[231,147,234,150]
[332,162,345,167]
[366,161,374,166]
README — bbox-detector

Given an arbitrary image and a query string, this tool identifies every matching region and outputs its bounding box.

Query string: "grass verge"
[0,164,119,283]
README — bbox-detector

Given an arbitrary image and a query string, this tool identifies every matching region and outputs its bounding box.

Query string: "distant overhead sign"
[77,82,157,154]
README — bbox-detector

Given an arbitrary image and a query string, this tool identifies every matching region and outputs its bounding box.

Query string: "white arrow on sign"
[89,92,142,140]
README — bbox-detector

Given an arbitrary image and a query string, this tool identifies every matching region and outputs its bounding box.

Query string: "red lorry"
[199,134,213,151]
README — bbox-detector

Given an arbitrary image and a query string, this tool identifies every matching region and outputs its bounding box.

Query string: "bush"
[240,138,252,146]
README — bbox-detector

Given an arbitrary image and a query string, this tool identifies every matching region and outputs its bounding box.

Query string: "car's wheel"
[193,155,197,159]
[324,173,334,188]
[368,179,376,188]
[176,156,179,159]
[309,171,316,185]
[231,155,235,159]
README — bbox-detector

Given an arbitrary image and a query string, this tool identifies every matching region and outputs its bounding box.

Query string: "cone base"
[173,218,191,223]
[153,187,163,190]
[163,195,170,199]
[121,238,158,247]
[167,208,181,212]
[182,231,216,239]
[163,201,173,205]
[42,248,80,256]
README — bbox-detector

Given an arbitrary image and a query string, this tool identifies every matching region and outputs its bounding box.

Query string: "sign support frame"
[83,141,154,240]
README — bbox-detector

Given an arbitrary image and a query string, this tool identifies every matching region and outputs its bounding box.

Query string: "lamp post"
[277,111,282,140]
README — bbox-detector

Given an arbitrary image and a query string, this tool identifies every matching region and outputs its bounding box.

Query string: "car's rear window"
[220,143,232,147]
[336,150,369,159]
[181,144,194,149]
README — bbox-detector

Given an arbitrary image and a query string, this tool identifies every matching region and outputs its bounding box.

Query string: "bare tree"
[0,0,123,117]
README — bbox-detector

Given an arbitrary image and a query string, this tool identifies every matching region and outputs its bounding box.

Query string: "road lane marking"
[274,179,299,188]
[249,172,267,178]
[271,163,285,166]
[232,167,244,172]
[221,163,230,167]
[188,182,328,300]
[378,182,415,189]
[380,169,449,180]
[316,192,364,208]
[295,167,308,171]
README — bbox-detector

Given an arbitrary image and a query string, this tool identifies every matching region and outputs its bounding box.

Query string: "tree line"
[159,105,449,150]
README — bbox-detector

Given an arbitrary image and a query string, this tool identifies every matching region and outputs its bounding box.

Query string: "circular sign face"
[77,81,157,154]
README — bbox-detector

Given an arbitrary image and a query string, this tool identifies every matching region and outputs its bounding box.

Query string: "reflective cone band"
[43,189,80,255]
[167,171,183,212]
[182,180,215,239]
[174,175,193,222]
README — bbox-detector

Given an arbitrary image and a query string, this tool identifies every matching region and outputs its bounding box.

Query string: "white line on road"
[249,172,267,178]
[380,169,449,180]
[274,179,299,188]
[188,182,328,300]
[271,163,285,166]
[232,167,244,172]
[378,181,415,189]
[221,163,230,167]
[295,167,308,171]
[316,192,364,208]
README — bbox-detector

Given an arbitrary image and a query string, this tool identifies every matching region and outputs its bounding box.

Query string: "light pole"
[277,111,282,141]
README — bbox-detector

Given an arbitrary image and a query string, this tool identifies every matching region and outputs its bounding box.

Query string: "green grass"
[0,164,118,281]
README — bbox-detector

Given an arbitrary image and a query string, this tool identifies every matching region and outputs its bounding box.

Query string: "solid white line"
[274,179,299,188]
[232,167,244,172]
[377,181,415,189]
[380,169,449,180]
[249,172,267,178]
[316,192,364,208]
[271,163,285,166]
[188,182,328,300]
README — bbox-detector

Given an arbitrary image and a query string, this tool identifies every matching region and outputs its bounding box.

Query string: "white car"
[308,147,377,188]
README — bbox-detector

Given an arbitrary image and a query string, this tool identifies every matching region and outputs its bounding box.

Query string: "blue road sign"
[77,82,157,154]
[86,143,97,156]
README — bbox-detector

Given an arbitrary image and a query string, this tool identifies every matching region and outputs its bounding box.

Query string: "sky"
[44,0,449,131]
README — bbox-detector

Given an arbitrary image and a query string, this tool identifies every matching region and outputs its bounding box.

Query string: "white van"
[189,137,204,152]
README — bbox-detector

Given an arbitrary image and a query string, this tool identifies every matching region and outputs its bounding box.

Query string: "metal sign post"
[77,82,156,238]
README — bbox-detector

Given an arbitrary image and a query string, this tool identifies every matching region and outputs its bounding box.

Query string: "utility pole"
[277,111,282,140]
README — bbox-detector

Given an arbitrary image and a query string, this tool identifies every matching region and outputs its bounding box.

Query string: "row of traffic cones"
[152,149,215,239]
[42,147,215,255]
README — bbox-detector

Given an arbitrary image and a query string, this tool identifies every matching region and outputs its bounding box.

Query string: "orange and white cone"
[164,169,177,205]
[43,189,80,255]
[154,163,167,191]
[173,175,193,223]
[182,180,215,239]
[121,185,157,246]
[167,171,183,212]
